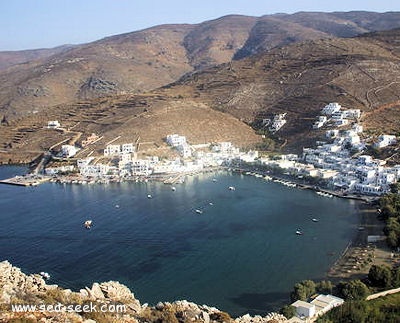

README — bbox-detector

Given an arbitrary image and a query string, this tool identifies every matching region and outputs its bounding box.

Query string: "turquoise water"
[0,166,359,316]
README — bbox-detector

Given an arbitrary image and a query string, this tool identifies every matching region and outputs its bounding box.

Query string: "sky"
[0,0,398,51]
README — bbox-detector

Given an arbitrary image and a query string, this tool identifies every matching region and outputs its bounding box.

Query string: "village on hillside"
[7,102,398,197]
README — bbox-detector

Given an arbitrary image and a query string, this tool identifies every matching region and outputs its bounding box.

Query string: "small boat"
[39,272,50,280]
[84,220,92,229]
[171,186,176,191]
[228,186,236,191]
[115,204,120,208]
[147,194,152,199]
[296,229,303,235]
[209,202,214,206]
[195,209,203,214]
[312,218,319,222]
[212,178,217,182]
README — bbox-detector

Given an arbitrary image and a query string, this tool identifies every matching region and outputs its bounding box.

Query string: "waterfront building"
[291,300,316,318]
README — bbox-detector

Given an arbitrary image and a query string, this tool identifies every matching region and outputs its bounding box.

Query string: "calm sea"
[0,166,359,316]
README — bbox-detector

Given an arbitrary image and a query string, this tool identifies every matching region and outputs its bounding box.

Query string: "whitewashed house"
[291,300,316,318]
[77,157,94,169]
[131,160,152,176]
[310,294,344,317]
[61,145,78,158]
[121,143,135,154]
[166,134,187,147]
[326,129,339,139]
[374,135,397,148]
[104,144,121,156]
[269,113,287,132]
[343,109,361,119]
[313,116,328,129]
[177,143,192,158]
[321,102,342,115]
[47,120,61,129]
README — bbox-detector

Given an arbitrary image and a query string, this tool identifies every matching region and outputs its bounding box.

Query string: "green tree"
[290,280,316,302]
[338,280,370,300]
[316,280,333,294]
[368,265,392,288]
[391,267,400,288]
[280,305,296,319]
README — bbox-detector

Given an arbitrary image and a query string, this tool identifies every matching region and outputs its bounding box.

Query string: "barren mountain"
[1,11,400,121]
[2,29,400,164]
[0,45,74,71]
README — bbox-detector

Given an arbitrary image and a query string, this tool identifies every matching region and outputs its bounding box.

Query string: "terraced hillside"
[1,11,400,121]
[2,29,400,164]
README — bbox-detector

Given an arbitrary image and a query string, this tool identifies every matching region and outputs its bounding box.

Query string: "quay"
[0,176,49,187]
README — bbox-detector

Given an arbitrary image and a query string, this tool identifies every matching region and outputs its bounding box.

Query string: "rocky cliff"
[0,261,288,323]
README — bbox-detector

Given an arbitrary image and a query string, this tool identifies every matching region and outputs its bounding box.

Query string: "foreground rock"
[0,260,288,322]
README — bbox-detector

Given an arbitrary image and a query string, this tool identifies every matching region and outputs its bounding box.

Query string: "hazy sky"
[0,0,398,51]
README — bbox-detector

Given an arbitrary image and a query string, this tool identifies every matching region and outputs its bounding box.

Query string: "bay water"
[0,166,359,316]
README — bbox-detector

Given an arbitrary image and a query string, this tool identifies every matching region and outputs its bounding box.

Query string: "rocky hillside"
[165,28,400,152]
[1,11,400,120]
[0,261,288,323]
[2,29,400,164]
[0,45,74,71]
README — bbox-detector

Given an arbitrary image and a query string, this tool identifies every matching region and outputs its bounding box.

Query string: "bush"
[280,305,296,319]
[368,265,392,288]
[337,280,369,300]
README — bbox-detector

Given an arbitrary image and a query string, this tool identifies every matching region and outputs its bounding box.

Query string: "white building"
[121,143,135,154]
[321,102,342,115]
[326,129,339,139]
[343,109,361,119]
[177,143,192,158]
[104,144,121,156]
[77,157,94,168]
[310,294,344,317]
[269,113,287,132]
[61,145,78,158]
[313,116,328,129]
[291,300,316,318]
[45,165,74,175]
[166,134,187,147]
[375,135,397,148]
[131,160,152,176]
[47,120,60,129]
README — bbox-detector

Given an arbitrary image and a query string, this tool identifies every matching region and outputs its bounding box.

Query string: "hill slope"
[2,30,400,163]
[1,11,400,120]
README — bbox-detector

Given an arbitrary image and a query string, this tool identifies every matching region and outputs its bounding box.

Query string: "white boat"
[209,202,214,206]
[228,186,236,191]
[171,186,176,191]
[115,204,120,208]
[147,194,152,199]
[212,178,217,182]
[39,272,50,279]
[312,218,319,222]
[296,229,303,235]
[84,220,92,229]
[195,209,203,214]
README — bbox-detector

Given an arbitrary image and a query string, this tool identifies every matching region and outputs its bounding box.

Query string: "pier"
[0,176,49,187]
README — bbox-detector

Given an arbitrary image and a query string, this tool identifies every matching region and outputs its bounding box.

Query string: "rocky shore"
[0,261,288,323]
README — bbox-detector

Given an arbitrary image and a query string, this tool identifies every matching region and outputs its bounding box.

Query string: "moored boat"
[84,220,93,229]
